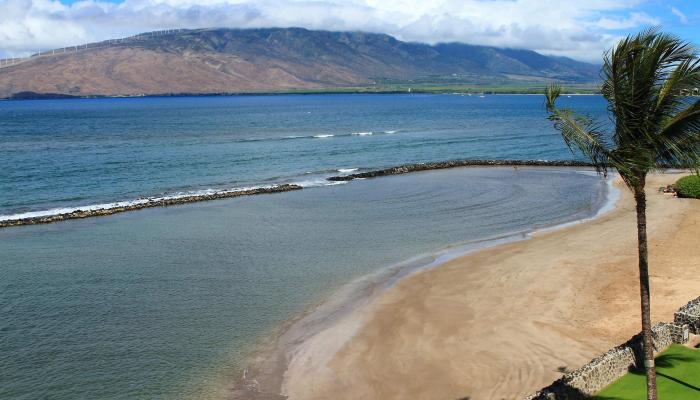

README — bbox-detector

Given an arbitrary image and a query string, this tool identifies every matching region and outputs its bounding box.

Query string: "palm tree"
[545,29,700,400]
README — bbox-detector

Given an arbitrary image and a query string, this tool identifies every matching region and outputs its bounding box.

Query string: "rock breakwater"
[0,184,303,228]
[326,160,593,181]
[2,160,596,229]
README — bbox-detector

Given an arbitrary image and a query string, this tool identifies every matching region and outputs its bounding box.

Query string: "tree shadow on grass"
[652,352,694,369]
[622,352,700,394]
[526,353,698,400]
[627,351,695,373]
[656,371,700,392]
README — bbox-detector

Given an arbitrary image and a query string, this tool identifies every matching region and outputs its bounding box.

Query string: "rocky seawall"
[525,296,699,400]
[327,159,593,181]
[0,184,303,228]
[2,160,597,229]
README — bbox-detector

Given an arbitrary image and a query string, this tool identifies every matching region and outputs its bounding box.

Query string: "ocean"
[0,94,610,399]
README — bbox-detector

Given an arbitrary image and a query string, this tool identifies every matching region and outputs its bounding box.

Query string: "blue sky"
[1,0,699,61]
[600,1,699,43]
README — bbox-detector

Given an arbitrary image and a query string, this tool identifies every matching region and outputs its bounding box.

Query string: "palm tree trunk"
[634,184,657,400]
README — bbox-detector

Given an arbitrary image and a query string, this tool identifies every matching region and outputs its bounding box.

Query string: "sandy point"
[280,172,700,400]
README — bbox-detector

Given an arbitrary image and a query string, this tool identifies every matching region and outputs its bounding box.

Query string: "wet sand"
[280,172,700,400]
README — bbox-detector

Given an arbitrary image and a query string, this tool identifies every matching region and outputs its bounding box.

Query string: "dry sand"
[280,172,700,400]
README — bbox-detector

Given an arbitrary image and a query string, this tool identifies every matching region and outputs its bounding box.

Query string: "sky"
[0,0,698,62]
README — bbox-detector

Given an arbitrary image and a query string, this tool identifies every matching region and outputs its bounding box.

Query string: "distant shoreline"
[0,160,594,228]
[1,90,601,101]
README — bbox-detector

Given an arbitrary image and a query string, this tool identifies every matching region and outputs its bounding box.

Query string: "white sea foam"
[294,179,347,188]
[0,185,280,222]
[337,168,358,173]
[593,174,621,218]
[0,200,149,221]
[267,130,391,142]
[575,170,602,178]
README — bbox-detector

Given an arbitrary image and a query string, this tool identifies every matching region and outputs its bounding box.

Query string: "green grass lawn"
[593,344,700,400]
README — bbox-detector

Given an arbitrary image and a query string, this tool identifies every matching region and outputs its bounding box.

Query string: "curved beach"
[266,172,699,400]
[0,165,616,400]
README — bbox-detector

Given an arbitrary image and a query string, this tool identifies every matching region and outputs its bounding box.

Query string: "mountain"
[0,28,600,98]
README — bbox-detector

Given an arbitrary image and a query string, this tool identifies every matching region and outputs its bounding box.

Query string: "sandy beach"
[278,172,700,400]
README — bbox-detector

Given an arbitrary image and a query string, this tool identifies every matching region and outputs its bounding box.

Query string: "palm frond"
[655,58,700,116]
[656,98,700,169]
[602,29,699,148]
[545,84,562,112]
[595,29,700,185]
[545,85,613,176]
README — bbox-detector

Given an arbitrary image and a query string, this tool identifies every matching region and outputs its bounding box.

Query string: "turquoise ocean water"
[0,94,609,399]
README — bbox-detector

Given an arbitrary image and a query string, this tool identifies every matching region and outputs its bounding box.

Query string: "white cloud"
[594,11,658,29]
[0,0,657,62]
[670,6,688,24]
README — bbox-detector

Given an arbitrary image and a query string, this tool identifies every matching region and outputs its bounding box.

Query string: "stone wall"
[524,297,697,400]
[674,296,700,334]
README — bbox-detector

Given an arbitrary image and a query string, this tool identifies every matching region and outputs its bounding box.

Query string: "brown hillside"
[0,47,370,97]
[0,28,600,97]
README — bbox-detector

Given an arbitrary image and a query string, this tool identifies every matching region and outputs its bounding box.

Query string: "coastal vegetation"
[675,175,700,198]
[594,345,700,400]
[546,28,700,400]
[283,82,600,95]
[4,83,601,100]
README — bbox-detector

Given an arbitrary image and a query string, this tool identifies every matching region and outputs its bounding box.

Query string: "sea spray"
[0,184,302,227]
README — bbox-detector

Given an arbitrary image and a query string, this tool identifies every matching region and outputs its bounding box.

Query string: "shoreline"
[226,168,615,399]
[0,160,592,229]
[2,92,601,101]
[274,171,698,400]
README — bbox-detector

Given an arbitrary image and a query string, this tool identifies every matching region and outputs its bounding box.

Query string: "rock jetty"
[0,184,302,228]
[2,160,596,229]
[327,159,593,181]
